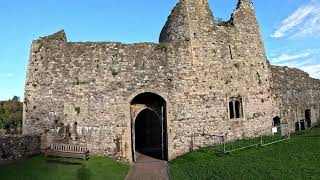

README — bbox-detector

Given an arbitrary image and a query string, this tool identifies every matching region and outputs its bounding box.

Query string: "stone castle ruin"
[23,0,320,162]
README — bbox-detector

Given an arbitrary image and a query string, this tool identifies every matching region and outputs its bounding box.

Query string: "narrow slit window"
[229,45,233,60]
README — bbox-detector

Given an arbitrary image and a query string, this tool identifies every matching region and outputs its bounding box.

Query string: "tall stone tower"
[160,0,266,66]
[160,0,276,156]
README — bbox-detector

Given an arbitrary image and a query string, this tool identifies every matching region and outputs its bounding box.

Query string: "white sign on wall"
[272,127,278,133]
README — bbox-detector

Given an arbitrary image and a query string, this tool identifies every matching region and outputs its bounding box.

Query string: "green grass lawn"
[0,155,129,180]
[170,127,320,180]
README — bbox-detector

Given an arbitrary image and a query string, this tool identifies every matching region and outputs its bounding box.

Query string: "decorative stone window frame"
[228,96,244,120]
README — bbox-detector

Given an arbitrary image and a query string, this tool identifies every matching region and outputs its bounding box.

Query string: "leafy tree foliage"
[0,96,23,132]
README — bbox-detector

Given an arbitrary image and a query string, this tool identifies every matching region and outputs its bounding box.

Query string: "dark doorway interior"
[295,122,300,132]
[300,120,305,131]
[135,109,162,159]
[305,109,311,128]
[273,116,281,127]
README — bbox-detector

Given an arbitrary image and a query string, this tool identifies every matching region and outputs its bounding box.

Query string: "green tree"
[0,96,23,133]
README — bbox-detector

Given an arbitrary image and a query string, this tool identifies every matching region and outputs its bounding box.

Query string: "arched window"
[229,97,243,119]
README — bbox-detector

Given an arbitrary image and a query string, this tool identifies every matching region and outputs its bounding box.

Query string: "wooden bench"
[45,144,89,160]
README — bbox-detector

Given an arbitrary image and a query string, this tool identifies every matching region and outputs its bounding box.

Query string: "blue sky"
[0,0,319,100]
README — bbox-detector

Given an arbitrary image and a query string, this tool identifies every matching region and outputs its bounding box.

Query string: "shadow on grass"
[198,147,229,157]
[297,135,320,138]
[292,131,310,136]
[46,159,82,166]
[77,164,92,180]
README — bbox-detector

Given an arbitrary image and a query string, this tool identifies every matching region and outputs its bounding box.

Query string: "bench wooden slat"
[45,144,89,160]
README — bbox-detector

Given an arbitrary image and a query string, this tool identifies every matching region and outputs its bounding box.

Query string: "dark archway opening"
[131,92,167,161]
[305,109,311,128]
[135,109,162,159]
[300,120,305,131]
[273,116,281,127]
[295,122,300,132]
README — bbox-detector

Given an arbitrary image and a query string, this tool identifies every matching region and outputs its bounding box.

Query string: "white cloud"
[301,64,320,79]
[0,73,14,78]
[271,52,311,63]
[270,48,320,79]
[271,1,320,39]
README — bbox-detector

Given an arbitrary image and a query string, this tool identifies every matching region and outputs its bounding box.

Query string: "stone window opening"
[235,100,241,118]
[229,101,234,119]
[229,97,243,119]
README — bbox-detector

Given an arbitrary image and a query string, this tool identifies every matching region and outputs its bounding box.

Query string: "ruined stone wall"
[271,66,320,130]
[24,29,194,161]
[0,134,40,161]
[24,0,282,162]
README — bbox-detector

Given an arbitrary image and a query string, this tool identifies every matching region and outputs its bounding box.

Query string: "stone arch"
[128,89,170,105]
[130,91,168,161]
[132,106,161,123]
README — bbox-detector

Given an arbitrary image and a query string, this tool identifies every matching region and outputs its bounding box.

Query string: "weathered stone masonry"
[271,66,320,131]
[0,134,40,161]
[23,0,320,162]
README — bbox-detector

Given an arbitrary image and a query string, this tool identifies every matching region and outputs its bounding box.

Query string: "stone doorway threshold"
[126,153,170,180]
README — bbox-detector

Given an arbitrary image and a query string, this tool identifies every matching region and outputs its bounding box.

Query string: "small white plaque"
[272,127,278,133]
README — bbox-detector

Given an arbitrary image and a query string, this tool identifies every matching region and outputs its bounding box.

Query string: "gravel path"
[126,153,170,180]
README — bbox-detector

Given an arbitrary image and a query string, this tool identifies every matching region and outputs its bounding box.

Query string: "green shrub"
[74,107,81,115]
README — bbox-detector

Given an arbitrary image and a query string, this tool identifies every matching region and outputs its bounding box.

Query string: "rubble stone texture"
[0,134,41,160]
[23,0,320,162]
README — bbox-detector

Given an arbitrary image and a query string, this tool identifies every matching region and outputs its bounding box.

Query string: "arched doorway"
[273,116,281,127]
[131,92,167,161]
